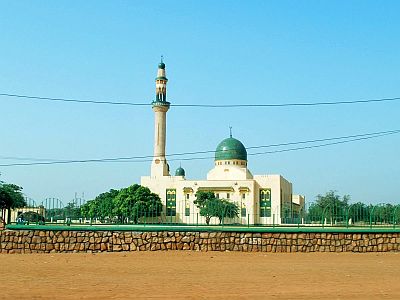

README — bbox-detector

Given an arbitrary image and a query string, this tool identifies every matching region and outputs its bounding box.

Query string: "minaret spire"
[151,59,171,177]
[155,57,168,102]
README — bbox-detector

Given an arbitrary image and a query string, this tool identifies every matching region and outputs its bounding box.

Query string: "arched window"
[166,189,176,217]
[259,189,271,217]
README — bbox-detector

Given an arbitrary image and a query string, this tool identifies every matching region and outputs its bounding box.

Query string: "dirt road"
[0,252,399,299]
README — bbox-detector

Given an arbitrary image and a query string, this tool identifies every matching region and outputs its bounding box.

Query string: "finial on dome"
[175,165,185,176]
[158,56,165,69]
[229,126,232,138]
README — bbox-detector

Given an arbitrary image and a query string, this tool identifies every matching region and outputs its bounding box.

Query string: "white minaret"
[151,58,170,177]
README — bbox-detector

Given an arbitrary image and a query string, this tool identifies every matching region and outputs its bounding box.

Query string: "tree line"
[80,187,239,225]
[2,178,399,226]
[305,191,400,225]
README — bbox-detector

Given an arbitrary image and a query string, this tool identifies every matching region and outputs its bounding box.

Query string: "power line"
[0,93,149,106]
[248,131,399,156]
[174,97,400,107]
[0,129,398,167]
[171,131,400,161]
[1,92,400,108]
[0,156,60,162]
[0,129,398,162]
[1,129,399,162]
[246,129,400,150]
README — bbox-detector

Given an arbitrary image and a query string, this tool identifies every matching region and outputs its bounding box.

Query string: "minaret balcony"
[152,100,171,108]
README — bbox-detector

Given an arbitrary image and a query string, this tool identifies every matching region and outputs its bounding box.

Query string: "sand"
[0,252,399,299]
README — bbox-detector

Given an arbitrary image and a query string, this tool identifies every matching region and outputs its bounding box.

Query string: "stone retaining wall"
[1,230,400,253]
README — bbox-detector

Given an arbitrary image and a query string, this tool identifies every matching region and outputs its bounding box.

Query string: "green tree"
[194,191,239,225]
[215,199,239,224]
[371,204,394,224]
[80,200,95,219]
[64,201,83,220]
[194,191,217,225]
[81,189,119,222]
[307,191,349,224]
[393,204,400,225]
[307,203,323,222]
[18,211,45,224]
[348,202,370,223]
[113,184,162,224]
[0,182,26,224]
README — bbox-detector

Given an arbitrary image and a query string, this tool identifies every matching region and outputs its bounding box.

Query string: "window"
[259,189,271,217]
[226,193,230,199]
[216,193,219,199]
[241,205,247,217]
[166,189,176,217]
[185,201,190,217]
[185,194,190,217]
[241,194,246,217]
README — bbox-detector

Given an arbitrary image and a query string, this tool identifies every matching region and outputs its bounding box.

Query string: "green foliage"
[194,191,239,225]
[307,190,349,224]
[45,208,65,221]
[371,204,395,224]
[0,183,26,209]
[0,182,26,223]
[64,202,83,220]
[216,199,239,224]
[348,202,370,223]
[113,184,162,224]
[68,185,163,224]
[306,191,399,226]
[17,211,45,224]
[45,200,86,221]
[194,191,217,225]
[316,190,349,209]
[81,189,119,222]
[194,191,215,206]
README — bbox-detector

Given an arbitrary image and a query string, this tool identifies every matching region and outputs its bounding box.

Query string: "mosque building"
[141,61,304,225]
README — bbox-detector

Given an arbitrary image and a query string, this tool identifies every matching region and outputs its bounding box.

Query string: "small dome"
[175,166,185,176]
[158,62,166,69]
[215,137,247,161]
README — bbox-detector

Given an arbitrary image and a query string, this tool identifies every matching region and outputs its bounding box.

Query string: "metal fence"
[17,202,399,229]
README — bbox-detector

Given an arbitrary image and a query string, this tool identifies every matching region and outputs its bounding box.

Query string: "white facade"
[141,61,303,225]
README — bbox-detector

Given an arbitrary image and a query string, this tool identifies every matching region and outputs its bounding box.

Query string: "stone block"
[181,236,190,243]
[113,244,122,251]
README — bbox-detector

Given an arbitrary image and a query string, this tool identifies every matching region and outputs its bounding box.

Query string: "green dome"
[175,166,185,176]
[158,62,166,69]
[215,137,247,161]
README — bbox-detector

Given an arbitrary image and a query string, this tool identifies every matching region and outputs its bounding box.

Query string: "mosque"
[141,61,304,225]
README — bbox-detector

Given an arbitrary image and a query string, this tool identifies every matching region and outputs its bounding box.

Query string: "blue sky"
[0,1,399,205]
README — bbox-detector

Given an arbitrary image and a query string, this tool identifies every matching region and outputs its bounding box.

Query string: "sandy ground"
[0,252,399,300]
